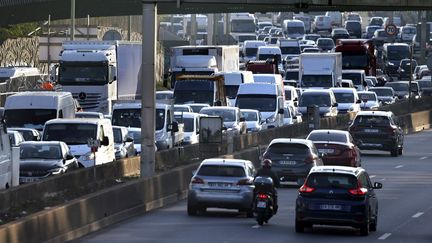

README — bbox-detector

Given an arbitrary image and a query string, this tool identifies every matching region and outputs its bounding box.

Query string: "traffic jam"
[0,10,429,237]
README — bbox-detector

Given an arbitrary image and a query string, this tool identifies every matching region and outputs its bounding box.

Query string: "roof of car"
[358,91,376,95]
[330,87,356,93]
[200,106,238,111]
[240,109,260,114]
[342,69,365,74]
[269,138,314,147]
[308,129,349,136]
[8,127,38,132]
[20,141,63,146]
[201,158,252,167]
[310,166,365,176]
[303,89,333,94]
[356,110,393,117]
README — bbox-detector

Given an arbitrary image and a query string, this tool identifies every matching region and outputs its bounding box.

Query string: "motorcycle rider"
[255,159,279,213]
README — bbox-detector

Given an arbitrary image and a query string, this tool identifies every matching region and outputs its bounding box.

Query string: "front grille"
[73,93,102,110]
[20,170,49,177]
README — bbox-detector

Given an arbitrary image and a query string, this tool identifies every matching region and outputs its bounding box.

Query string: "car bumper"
[188,189,254,209]
[355,137,398,151]
[322,156,357,167]
[273,164,314,182]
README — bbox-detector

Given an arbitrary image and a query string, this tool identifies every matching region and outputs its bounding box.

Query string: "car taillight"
[237,178,253,185]
[299,184,315,193]
[258,193,269,199]
[386,126,397,134]
[349,181,368,195]
[262,152,271,160]
[191,177,204,184]
[304,154,315,164]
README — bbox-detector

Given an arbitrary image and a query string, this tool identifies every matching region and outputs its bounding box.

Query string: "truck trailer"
[299,53,342,89]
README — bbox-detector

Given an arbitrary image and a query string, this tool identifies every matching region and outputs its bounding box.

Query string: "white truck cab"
[42,118,115,168]
[219,71,254,106]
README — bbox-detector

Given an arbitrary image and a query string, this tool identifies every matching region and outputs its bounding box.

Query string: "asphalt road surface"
[76,130,432,243]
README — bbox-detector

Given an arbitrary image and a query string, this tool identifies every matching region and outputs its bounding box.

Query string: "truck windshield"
[225,85,239,99]
[280,47,300,55]
[287,27,305,35]
[342,53,368,69]
[112,108,165,130]
[236,95,277,112]
[5,109,57,130]
[20,144,62,160]
[43,124,97,145]
[301,75,333,88]
[231,20,256,33]
[174,81,215,105]
[59,62,108,85]
[342,73,362,86]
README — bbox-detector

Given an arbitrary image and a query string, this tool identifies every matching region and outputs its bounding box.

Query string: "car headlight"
[48,167,63,175]
[266,116,277,123]
[80,152,95,161]
[404,95,409,99]
[388,62,395,66]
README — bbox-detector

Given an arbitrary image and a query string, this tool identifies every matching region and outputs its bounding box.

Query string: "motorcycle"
[254,176,276,225]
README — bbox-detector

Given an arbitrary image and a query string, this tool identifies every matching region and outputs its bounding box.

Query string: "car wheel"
[295,219,305,233]
[370,216,378,232]
[360,222,370,236]
[240,208,254,218]
[187,203,198,216]
[390,147,398,157]
[398,147,403,155]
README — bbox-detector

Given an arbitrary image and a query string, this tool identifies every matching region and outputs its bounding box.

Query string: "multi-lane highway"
[76,130,432,243]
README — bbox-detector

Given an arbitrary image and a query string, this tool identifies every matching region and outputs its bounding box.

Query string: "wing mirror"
[125,136,134,143]
[278,108,284,114]
[373,182,383,189]
[101,136,109,146]
[65,154,74,160]
[240,117,246,122]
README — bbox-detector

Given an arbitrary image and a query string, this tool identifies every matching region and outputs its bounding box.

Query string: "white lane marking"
[395,165,404,169]
[378,233,392,240]
[412,212,424,218]
[252,225,261,229]
[380,178,386,181]
[370,175,376,178]
[420,156,428,160]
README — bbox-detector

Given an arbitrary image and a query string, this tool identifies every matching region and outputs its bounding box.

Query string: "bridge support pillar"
[141,2,157,178]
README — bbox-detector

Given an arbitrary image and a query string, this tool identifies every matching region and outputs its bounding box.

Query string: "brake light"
[304,154,315,164]
[258,193,269,199]
[237,178,253,185]
[386,126,397,134]
[262,152,271,160]
[349,181,368,195]
[191,177,204,184]
[299,184,315,193]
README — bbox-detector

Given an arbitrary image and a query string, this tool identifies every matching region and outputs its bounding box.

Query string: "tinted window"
[300,93,331,107]
[267,143,309,155]
[370,88,393,96]
[334,92,355,103]
[354,115,390,126]
[307,132,348,143]
[113,128,123,143]
[359,93,376,101]
[197,165,246,177]
[241,111,258,121]
[200,109,236,122]
[182,117,195,132]
[306,173,358,189]
[385,82,409,91]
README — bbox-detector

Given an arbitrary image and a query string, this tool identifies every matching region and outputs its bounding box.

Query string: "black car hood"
[20,159,63,171]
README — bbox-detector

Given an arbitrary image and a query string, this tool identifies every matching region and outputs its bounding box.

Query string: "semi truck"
[51,41,142,114]
[299,53,342,89]
[169,45,239,87]
[334,39,377,76]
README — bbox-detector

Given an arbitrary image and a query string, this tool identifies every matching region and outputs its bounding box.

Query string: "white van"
[278,39,301,60]
[220,71,254,106]
[236,83,284,128]
[253,73,285,101]
[256,46,282,64]
[283,20,305,39]
[241,41,267,62]
[0,120,15,189]
[4,92,76,131]
[174,112,203,145]
[42,118,115,168]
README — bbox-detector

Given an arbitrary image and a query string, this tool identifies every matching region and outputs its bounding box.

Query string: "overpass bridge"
[0,0,431,26]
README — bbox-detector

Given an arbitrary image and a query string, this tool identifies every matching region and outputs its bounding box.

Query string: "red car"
[306,129,361,167]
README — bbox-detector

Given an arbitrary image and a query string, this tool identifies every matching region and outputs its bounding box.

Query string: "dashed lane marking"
[252,225,261,229]
[378,233,392,240]
[420,157,428,160]
[412,212,424,218]
[395,165,404,169]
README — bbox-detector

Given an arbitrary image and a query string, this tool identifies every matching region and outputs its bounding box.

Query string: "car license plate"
[209,183,231,187]
[279,160,296,165]
[257,201,267,208]
[364,129,379,133]
[318,149,334,154]
[320,204,342,211]
[20,177,37,183]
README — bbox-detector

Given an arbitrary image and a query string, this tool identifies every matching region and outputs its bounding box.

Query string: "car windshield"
[418,81,432,89]
[300,94,331,107]
[236,95,277,112]
[189,105,207,113]
[112,108,165,130]
[334,92,355,103]
[308,132,347,143]
[20,144,62,160]
[354,115,390,126]
[241,111,258,121]
[403,28,416,34]
[342,53,368,69]
[267,143,309,155]
[288,27,305,35]
[342,73,362,86]
[285,90,292,100]
[12,130,35,141]
[181,117,195,132]
[285,71,299,80]
[156,93,173,100]
[318,39,334,46]
[200,109,236,122]
[387,46,410,60]
[302,75,333,88]
[385,83,409,91]
[197,165,246,177]
[306,173,357,189]
[113,128,123,144]
[76,113,100,119]
[174,106,189,112]
[258,54,281,63]
[370,88,393,96]
[231,20,256,33]
[245,47,258,57]
[225,85,239,99]
[5,109,57,130]
[359,93,377,101]
[59,63,108,85]
[280,47,300,55]
[43,124,97,145]
[127,130,141,143]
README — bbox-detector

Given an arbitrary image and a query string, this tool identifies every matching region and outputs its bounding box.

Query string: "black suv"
[295,166,382,236]
[348,111,404,157]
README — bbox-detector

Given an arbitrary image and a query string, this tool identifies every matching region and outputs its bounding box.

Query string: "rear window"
[308,132,347,143]
[267,143,310,155]
[306,173,357,189]
[354,115,390,126]
[197,165,246,177]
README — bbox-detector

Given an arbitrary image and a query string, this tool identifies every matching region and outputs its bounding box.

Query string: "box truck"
[299,53,342,89]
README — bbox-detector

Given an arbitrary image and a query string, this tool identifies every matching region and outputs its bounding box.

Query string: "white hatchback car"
[330,88,361,114]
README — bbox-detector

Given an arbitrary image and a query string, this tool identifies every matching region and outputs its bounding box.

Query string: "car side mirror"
[356,99,361,104]
[294,98,298,102]
[373,182,383,189]
[278,108,284,114]
[240,117,246,122]
[192,169,197,176]
[65,154,74,160]
[101,136,109,146]
[332,102,338,107]
[125,136,133,143]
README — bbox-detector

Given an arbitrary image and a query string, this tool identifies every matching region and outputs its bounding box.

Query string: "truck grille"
[73,93,102,111]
